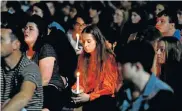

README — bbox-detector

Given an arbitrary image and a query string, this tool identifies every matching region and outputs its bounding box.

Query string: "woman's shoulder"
[106,53,117,64]
[107,53,114,58]
[39,43,57,58]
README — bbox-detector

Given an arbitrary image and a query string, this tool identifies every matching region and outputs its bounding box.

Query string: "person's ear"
[98,10,101,15]
[136,62,143,71]
[169,23,175,30]
[12,40,20,50]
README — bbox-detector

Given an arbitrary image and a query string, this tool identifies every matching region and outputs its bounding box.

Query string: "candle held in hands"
[76,72,80,94]
[75,34,79,50]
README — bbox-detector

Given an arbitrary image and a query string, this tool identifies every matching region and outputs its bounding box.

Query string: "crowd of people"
[1,1,182,111]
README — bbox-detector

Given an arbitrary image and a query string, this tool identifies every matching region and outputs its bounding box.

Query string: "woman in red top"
[72,25,118,111]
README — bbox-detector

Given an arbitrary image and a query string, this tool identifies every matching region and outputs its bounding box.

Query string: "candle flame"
[76,33,79,38]
[76,72,80,76]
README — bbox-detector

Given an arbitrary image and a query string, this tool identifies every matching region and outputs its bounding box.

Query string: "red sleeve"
[89,55,118,101]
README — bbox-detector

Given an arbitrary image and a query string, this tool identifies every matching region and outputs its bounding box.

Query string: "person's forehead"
[76,17,85,24]
[33,6,42,11]
[116,9,123,15]
[159,41,165,46]
[82,33,94,40]
[26,22,37,27]
[158,15,169,20]
[132,12,139,15]
[157,4,164,8]
[90,7,97,11]
[46,2,54,5]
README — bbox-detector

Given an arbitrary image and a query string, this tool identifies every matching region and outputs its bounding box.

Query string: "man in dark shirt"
[1,26,43,111]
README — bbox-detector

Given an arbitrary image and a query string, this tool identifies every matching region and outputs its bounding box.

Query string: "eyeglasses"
[75,22,86,27]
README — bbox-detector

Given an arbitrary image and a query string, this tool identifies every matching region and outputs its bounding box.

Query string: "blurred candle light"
[75,33,79,50]
[76,72,80,94]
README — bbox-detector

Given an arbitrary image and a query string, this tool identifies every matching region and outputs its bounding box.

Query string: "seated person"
[66,15,87,55]
[71,25,118,111]
[23,15,67,111]
[1,26,43,111]
[116,40,174,111]
[156,9,181,40]
[157,37,182,110]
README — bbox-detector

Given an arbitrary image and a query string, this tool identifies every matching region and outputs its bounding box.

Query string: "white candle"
[76,72,80,94]
[75,33,79,50]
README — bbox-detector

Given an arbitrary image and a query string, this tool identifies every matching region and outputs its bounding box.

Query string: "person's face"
[177,10,182,24]
[62,5,70,16]
[69,8,77,19]
[89,8,98,18]
[1,29,14,57]
[155,15,171,34]
[74,17,86,34]
[31,6,43,18]
[155,4,165,16]
[113,9,124,25]
[121,62,136,80]
[131,12,141,24]
[157,41,166,64]
[23,22,39,46]
[46,2,55,16]
[82,33,96,54]
[120,1,132,9]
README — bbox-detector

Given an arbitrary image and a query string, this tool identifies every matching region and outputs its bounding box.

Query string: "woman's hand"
[72,93,90,103]
[105,40,112,49]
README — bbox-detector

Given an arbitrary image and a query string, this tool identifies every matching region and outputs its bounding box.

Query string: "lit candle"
[76,72,80,94]
[75,33,79,50]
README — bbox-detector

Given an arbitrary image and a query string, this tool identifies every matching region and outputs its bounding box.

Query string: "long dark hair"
[31,2,52,25]
[24,15,47,52]
[78,25,115,86]
[82,25,114,63]
[159,37,182,64]
[159,37,182,81]
[44,28,78,86]
[159,37,182,109]
[111,8,126,35]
